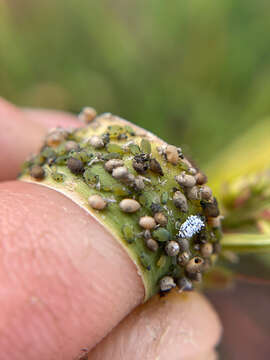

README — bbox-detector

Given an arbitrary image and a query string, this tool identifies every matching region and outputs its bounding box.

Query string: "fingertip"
[23,108,82,129]
[89,290,222,360]
[0,181,144,359]
[0,99,46,181]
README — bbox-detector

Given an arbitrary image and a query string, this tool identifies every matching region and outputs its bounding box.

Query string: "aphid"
[186,256,204,274]
[178,215,205,239]
[187,272,202,282]
[208,215,222,229]
[177,277,193,291]
[140,138,152,154]
[132,157,149,174]
[150,202,163,214]
[165,241,180,256]
[106,143,124,154]
[65,141,80,152]
[30,165,45,180]
[112,166,129,180]
[161,191,169,204]
[154,212,168,226]
[159,276,176,292]
[177,238,190,252]
[175,172,196,188]
[173,191,188,212]
[200,242,214,257]
[165,145,179,165]
[119,199,141,213]
[140,252,151,270]
[195,172,208,185]
[177,251,190,266]
[51,171,64,182]
[152,228,171,242]
[122,224,135,244]
[139,216,156,230]
[89,135,104,149]
[143,229,152,239]
[124,173,136,185]
[67,157,84,174]
[186,186,199,201]
[149,158,163,175]
[200,197,220,217]
[188,167,197,175]
[88,194,107,210]
[199,186,213,200]
[104,159,124,173]
[78,106,97,123]
[45,128,68,147]
[145,238,159,252]
[134,176,145,191]
[128,143,141,155]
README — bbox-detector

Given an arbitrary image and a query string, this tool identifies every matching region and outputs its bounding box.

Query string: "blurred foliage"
[1,0,270,167]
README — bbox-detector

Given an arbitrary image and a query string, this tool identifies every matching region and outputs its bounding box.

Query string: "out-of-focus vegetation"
[1,0,270,166]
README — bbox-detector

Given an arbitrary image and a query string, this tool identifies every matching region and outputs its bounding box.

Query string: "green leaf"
[221,233,270,253]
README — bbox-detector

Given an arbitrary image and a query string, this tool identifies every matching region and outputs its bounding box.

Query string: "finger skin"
[0,98,47,180]
[23,108,81,128]
[0,181,144,360]
[0,98,80,181]
[89,290,222,360]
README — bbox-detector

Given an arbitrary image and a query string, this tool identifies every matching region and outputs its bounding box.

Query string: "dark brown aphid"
[67,157,84,174]
[30,165,45,180]
[201,197,220,217]
[195,172,208,185]
[149,158,163,175]
[132,153,149,174]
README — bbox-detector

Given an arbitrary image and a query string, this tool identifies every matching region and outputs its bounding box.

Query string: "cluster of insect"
[21,107,222,295]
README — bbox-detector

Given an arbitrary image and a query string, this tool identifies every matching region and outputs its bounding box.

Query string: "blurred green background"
[1,0,270,169]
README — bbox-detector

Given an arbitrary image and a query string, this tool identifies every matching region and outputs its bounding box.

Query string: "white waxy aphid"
[178,215,205,239]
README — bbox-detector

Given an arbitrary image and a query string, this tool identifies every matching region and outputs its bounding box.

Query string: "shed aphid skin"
[19,108,222,301]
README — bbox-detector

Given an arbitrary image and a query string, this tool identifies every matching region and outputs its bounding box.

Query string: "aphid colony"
[20,111,222,298]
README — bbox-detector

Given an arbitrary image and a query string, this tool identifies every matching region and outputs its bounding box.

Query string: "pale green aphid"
[19,111,222,301]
